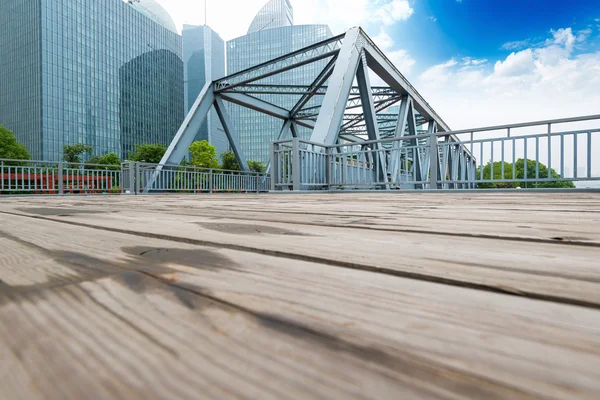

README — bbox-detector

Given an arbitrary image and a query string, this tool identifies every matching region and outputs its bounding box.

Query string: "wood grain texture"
[3,194,599,307]
[1,193,600,399]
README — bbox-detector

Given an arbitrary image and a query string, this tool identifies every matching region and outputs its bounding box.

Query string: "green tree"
[514,159,575,188]
[63,144,93,164]
[477,159,574,188]
[128,143,167,164]
[189,140,218,169]
[86,153,121,170]
[220,151,240,171]
[0,125,31,164]
[476,161,515,188]
[248,160,266,174]
[220,151,266,173]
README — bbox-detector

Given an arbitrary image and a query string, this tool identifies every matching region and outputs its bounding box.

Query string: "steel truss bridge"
[156,27,600,191]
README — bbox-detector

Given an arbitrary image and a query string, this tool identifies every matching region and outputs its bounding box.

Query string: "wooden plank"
[3,197,599,307]
[3,193,599,244]
[1,214,600,399]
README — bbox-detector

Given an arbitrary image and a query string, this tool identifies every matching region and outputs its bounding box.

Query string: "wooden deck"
[1,192,599,399]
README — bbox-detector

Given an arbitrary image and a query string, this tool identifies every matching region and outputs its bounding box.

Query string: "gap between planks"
[2,209,600,311]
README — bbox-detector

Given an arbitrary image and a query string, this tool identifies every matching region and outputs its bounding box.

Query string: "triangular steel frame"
[157,26,474,190]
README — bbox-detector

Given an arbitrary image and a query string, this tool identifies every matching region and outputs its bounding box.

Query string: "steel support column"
[390,95,410,180]
[214,96,250,172]
[310,27,362,146]
[291,138,301,191]
[145,83,214,191]
[356,56,387,184]
[266,120,293,175]
[290,56,337,116]
[427,122,440,189]
[159,82,214,167]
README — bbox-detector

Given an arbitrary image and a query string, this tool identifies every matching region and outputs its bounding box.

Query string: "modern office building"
[226,0,332,164]
[182,24,228,157]
[0,0,184,161]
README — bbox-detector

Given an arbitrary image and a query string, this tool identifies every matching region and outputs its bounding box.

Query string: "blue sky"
[394,0,600,68]
[164,0,600,129]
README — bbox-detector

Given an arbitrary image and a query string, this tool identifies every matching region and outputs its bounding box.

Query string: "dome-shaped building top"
[247,0,294,34]
[127,0,177,33]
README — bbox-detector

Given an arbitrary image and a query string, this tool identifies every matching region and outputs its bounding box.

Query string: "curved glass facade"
[227,24,332,164]
[129,0,178,33]
[0,0,183,161]
[247,0,293,34]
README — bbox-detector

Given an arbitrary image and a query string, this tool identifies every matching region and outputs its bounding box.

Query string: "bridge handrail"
[446,114,600,136]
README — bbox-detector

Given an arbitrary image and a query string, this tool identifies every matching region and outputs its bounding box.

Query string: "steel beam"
[215,35,345,91]
[214,96,249,172]
[356,57,387,183]
[290,56,337,116]
[266,120,293,175]
[224,84,398,97]
[310,28,362,146]
[219,92,289,120]
[278,119,293,141]
[389,96,411,179]
[219,92,315,130]
[361,32,450,133]
[290,122,299,138]
[159,82,214,166]
[298,93,402,120]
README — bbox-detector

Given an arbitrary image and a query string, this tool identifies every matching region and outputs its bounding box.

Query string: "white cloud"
[372,0,414,26]
[372,28,395,50]
[462,57,488,66]
[387,49,416,74]
[493,49,534,77]
[428,16,437,23]
[416,27,600,129]
[577,28,592,43]
[419,59,458,84]
[549,27,576,50]
[501,39,531,51]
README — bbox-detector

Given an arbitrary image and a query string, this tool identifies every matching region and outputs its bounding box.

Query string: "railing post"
[428,133,439,190]
[325,146,332,191]
[209,169,213,194]
[58,162,64,195]
[136,163,142,194]
[270,141,278,192]
[128,161,135,195]
[292,138,301,191]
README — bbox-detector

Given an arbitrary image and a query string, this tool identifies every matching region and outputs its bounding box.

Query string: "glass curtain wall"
[227,24,332,164]
[183,24,228,158]
[0,0,184,161]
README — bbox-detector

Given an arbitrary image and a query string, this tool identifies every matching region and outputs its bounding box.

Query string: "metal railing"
[134,162,270,194]
[270,115,600,190]
[0,159,269,196]
[0,159,121,195]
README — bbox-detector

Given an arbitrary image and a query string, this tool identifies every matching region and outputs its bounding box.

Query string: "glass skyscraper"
[182,24,228,158]
[227,0,332,164]
[0,0,184,161]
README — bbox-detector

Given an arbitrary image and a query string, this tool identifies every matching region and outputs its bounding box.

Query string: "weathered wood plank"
[3,193,599,244]
[4,201,599,307]
[1,214,600,399]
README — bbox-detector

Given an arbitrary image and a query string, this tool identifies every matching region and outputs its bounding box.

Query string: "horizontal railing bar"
[439,129,600,147]
[445,114,600,136]
[443,177,600,183]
